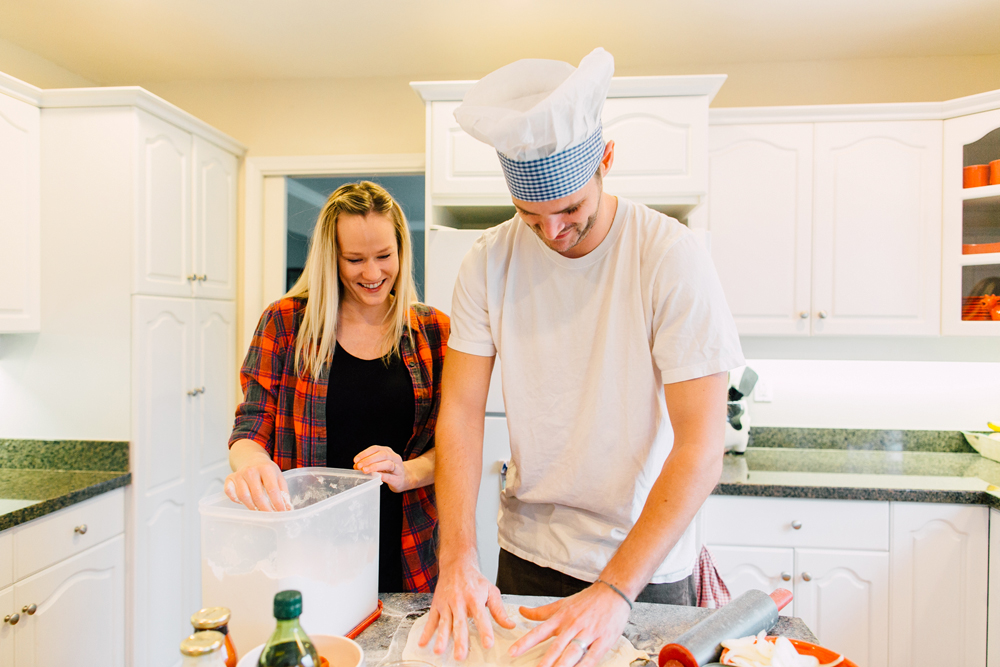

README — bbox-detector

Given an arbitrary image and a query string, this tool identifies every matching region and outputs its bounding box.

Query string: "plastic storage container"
[200,468,380,656]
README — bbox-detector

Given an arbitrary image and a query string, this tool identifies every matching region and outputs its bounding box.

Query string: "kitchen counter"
[715,428,1000,509]
[356,593,818,665]
[0,439,130,530]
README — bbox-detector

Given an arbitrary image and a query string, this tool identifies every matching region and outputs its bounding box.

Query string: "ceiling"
[1,0,998,85]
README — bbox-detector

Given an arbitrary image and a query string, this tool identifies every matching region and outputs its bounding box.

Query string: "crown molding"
[40,86,246,155]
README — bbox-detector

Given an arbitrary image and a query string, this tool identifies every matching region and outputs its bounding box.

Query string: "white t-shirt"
[449,197,745,584]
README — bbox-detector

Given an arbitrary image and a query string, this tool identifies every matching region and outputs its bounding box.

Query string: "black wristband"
[596,578,634,610]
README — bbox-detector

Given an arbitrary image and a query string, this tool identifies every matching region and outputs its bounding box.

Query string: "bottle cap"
[191,606,232,630]
[180,631,224,656]
[274,590,303,620]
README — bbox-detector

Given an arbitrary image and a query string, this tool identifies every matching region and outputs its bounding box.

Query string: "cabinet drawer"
[703,495,889,551]
[13,488,124,580]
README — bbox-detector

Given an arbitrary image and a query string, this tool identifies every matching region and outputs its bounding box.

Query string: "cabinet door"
[794,549,889,667]
[430,101,508,198]
[191,137,238,299]
[134,110,194,298]
[0,92,40,332]
[13,535,125,667]
[989,509,1000,667]
[188,300,237,611]
[890,503,987,667]
[0,585,13,666]
[479,416,511,584]
[602,96,708,200]
[132,296,194,667]
[705,124,813,335]
[812,121,942,335]
[708,545,795,616]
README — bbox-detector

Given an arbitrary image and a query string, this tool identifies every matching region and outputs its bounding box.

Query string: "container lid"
[274,590,303,620]
[191,607,231,629]
[180,631,224,656]
[199,467,381,521]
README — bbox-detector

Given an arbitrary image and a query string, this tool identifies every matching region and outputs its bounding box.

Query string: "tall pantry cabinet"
[40,90,243,667]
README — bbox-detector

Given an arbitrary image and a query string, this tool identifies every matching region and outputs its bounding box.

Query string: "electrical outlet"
[754,378,773,403]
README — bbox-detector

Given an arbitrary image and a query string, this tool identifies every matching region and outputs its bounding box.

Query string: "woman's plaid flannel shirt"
[229,297,450,592]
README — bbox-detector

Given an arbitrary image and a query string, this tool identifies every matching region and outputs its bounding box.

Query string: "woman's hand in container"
[354,445,408,492]
[225,440,292,511]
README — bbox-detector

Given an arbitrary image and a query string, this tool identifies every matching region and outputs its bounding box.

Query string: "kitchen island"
[356,593,819,665]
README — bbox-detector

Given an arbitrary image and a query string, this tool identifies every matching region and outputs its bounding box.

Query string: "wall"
[139,54,1000,158]
[0,107,133,441]
[0,36,95,89]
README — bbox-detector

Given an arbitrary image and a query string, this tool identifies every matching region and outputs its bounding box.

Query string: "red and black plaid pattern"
[230,297,450,592]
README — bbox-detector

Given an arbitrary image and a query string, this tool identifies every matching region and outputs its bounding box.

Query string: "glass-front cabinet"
[944,107,1000,334]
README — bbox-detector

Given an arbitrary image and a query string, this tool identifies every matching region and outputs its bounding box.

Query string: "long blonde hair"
[286,181,418,380]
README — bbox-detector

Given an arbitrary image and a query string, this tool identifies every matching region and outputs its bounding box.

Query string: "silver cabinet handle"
[781,571,792,582]
[791,520,802,530]
[187,387,205,397]
[198,386,205,394]
[4,613,19,625]
[74,524,87,535]
[802,572,813,582]
[21,604,36,616]
[199,275,208,281]
[799,312,809,319]
[187,274,198,282]
[817,311,828,319]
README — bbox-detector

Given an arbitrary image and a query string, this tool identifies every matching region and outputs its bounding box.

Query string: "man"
[419,48,744,667]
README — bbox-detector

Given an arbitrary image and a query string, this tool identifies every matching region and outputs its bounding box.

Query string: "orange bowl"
[720,636,858,667]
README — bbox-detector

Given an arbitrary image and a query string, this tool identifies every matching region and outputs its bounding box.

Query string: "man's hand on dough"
[510,584,630,667]
[418,558,515,659]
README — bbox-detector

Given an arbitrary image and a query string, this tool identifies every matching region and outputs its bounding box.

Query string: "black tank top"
[326,342,415,593]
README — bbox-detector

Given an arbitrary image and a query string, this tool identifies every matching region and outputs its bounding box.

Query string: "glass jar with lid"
[180,631,228,667]
[191,607,238,667]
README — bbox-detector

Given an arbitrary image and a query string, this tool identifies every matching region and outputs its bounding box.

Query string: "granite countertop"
[356,593,818,665]
[0,439,131,530]
[715,427,1000,509]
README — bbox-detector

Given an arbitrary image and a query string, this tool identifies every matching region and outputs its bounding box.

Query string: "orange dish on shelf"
[963,242,1000,255]
[720,636,857,667]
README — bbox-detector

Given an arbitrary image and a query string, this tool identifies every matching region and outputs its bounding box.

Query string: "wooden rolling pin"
[658,588,793,667]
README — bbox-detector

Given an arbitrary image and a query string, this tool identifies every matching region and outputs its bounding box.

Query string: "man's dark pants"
[496,549,696,605]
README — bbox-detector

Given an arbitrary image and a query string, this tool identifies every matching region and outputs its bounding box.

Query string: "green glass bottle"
[257,590,320,667]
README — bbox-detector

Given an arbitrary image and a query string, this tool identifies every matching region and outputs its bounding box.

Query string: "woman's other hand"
[354,445,408,492]
[226,440,292,511]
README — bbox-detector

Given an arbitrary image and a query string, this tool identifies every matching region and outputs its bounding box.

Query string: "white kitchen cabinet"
[705,119,942,336]
[39,91,243,667]
[133,296,236,667]
[942,106,1000,336]
[0,586,14,665]
[988,509,1000,667]
[889,503,988,667]
[704,496,889,667]
[135,114,238,300]
[706,124,813,335]
[794,548,889,667]
[710,545,795,616]
[191,136,238,300]
[13,535,125,667]
[0,89,40,333]
[812,121,942,336]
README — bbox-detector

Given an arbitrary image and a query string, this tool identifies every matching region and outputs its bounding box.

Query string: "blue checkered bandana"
[496,124,605,202]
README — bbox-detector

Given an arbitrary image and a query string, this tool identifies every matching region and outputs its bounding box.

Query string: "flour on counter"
[402,605,646,667]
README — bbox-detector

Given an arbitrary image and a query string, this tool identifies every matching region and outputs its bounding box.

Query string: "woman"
[225,181,449,593]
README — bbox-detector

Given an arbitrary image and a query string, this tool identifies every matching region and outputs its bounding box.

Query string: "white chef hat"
[454,48,614,202]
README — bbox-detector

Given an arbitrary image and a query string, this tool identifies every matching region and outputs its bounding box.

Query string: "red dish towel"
[693,545,731,608]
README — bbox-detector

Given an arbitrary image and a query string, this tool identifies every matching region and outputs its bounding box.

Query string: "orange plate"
[720,636,858,667]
